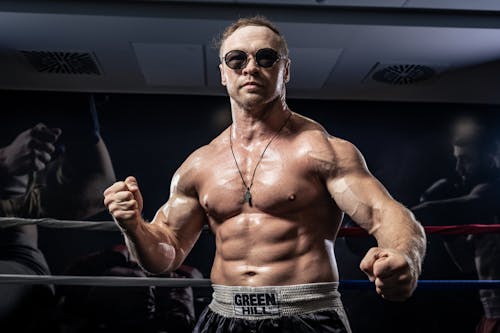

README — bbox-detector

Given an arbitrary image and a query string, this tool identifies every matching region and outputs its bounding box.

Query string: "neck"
[230,96,290,144]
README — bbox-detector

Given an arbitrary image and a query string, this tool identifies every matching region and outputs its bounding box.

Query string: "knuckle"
[108,203,118,213]
[124,199,137,209]
[121,199,132,209]
[104,196,116,208]
[115,181,126,188]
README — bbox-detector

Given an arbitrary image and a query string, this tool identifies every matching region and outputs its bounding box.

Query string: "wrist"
[113,214,144,237]
[402,249,422,279]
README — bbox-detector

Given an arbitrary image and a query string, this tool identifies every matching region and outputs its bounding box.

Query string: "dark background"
[2,89,498,332]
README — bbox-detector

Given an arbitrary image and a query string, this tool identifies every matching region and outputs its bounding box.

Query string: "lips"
[242,81,262,88]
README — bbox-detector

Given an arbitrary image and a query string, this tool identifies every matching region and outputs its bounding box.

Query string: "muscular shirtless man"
[413,116,500,333]
[104,16,426,333]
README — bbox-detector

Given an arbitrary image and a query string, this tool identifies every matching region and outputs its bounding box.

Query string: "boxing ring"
[1,217,499,290]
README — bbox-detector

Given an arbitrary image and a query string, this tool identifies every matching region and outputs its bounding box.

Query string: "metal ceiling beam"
[1,1,500,29]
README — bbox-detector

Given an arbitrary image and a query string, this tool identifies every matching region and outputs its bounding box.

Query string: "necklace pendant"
[244,189,253,207]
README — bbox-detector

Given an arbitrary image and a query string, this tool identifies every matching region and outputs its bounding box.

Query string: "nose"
[242,56,259,75]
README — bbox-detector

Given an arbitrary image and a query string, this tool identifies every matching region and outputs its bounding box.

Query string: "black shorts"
[194,307,350,333]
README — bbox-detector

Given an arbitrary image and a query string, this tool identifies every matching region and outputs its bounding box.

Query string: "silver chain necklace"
[229,112,292,207]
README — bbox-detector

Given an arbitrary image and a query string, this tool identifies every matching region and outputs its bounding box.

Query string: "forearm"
[372,201,427,275]
[119,220,186,274]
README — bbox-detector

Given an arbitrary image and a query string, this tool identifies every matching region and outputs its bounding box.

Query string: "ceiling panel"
[288,47,343,89]
[133,43,206,87]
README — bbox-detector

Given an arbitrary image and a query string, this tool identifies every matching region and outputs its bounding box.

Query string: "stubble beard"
[235,87,282,111]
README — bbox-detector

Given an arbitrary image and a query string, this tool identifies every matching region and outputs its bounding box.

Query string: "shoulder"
[292,113,358,151]
[289,113,367,177]
[292,114,365,168]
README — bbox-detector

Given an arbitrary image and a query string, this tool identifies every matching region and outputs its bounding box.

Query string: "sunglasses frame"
[223,48,283,70]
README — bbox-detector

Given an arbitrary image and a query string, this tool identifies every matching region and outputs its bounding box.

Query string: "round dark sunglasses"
[223,48,282,70]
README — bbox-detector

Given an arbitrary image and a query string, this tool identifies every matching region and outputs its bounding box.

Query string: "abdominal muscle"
[209,213,340,286]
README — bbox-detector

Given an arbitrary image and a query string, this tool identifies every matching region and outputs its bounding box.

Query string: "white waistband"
[209,282,343,320]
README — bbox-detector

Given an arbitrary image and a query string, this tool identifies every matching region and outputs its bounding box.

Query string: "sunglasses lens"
[224,50,247,69]
[224,49,280,69]
[256,48,279,68]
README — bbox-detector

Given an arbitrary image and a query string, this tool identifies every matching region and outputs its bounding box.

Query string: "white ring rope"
[0,217,213,231]
[0,274,212,287]
[0,217,120,231]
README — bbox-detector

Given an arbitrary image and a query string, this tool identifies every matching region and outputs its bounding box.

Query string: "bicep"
[328,171,393,232]
[151,192,207,255]
[324,139,394,231]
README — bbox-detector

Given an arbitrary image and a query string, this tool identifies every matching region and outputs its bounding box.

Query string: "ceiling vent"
[366,62,440,85]
[21,51,102,75]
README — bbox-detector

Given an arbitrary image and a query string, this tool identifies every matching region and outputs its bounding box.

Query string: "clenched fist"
[0,123,61,176]
[360,247,418,302]
[104,176,144,231]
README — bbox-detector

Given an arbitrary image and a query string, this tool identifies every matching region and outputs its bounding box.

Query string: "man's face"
[453,145,491,183]
[219,25,290,108]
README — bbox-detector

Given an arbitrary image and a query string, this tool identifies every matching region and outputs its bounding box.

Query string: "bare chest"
[197,147,328,223]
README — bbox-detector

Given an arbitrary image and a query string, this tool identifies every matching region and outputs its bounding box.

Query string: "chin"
[240,95,267,108]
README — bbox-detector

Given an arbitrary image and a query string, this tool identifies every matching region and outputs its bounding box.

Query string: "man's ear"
[284,58,291,84]
[219,63,227,86]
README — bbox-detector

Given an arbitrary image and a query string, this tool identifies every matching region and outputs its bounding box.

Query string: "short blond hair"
[215,16,289,58]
